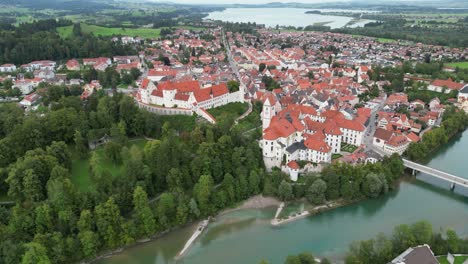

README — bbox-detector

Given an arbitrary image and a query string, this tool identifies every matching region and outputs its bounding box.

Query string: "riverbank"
[270,198,365,226]
[89,195,280,263]
[218,195,281,216]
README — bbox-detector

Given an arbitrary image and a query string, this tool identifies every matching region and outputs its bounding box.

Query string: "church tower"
[262,96,275,130]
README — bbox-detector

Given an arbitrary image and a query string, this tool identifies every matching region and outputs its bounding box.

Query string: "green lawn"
[70,138,148,192]
[57,23,162,39]
[377,37,396,43]
[332,154,343,160]
[341,143,358,153]
[57,23,206,39]
[207,102,249,121]
[446,62,468,69]
[437,255,468,264]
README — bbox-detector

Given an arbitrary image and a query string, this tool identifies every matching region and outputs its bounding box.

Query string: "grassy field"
[437,255,468,264]
[377,37,396,43]
[446,62,468,69]
[57,23,206,39]
[70,138,148,192]
[207,102,249,121]
[57,23,162,38]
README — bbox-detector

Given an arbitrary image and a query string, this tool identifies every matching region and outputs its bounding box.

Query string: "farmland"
[446,61,468,69]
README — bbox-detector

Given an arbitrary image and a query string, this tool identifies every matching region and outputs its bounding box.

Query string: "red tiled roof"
[211,83,229,97]
[287,160,300,170]
[374,128,393,141]
[304,137,331,153]
[407,132,420,142]
[431,78,464,90]
[194,88,211,102]
[387,135,408,147]
[174,93,189,101]
[263,118,297,140]
[158,80,200,93]
[336,118,365,132]
[141,78,150,89]
[323,120,343,136]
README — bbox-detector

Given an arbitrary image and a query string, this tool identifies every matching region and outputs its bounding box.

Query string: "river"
[100,130,468,264]
[205,8,375,29]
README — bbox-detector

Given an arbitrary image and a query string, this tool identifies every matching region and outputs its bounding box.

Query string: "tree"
[189,198,201,218]
[34,203,53,234]
[193,175,214,215]
[72,23,82,37]
[284,255,301,264]
[133,186,156,237]
[298,252,316,264]
[95,197,123,248]
[78,231,98,258]
[227,80,240,92]
[248,170,260,195]
[77,209,93,233]
[21,242,51,264]
[46,141,72,169]
[410,221,433,245]
[74,130,88,159]
[104,141,122,164]
[362,173,384,198]
[259,63,266,72]
[306,179,327,205]
[446,229,460,253]
[278,180,293,201]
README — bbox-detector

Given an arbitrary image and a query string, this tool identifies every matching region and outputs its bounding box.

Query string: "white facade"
[0,64,16,72]
[340,127,363,146]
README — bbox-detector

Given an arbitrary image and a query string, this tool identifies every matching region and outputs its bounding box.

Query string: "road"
[363,98,386,151]
[221,28,253,123]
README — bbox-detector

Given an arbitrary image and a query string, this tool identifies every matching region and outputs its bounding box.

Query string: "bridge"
[403,159,468,191]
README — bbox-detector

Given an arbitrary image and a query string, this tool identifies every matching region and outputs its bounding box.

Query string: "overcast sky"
[164,0,352,4]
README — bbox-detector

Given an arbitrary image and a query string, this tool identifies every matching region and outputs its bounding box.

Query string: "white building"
[139,78,243,113]
[0,64,16,72]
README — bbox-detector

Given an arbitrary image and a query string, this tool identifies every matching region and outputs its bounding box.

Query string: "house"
[116,62,141,73]
[387,93,409,107]
[13,79,41,95]
[0,64,16,72]
[66,59,80,71]
[428,78,464,93]
[390,244,438,264]
[19,93,41,109]
[34,69,55,80]
[372,128,410,155]
[83,57,111,71]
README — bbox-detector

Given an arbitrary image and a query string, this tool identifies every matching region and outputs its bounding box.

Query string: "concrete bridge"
[403,159,468,192]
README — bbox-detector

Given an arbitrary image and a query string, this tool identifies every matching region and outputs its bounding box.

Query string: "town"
[1,2,468,262]
[1,26,467,183]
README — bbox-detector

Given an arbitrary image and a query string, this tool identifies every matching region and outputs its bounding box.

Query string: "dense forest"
[0,20,136,65]
[0,87,271,263]
[335,16,468,47]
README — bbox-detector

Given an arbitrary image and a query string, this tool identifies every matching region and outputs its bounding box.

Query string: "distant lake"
[205,8,375,29]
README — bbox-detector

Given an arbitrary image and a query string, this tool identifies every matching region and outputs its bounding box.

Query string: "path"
[176,219,209,259]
